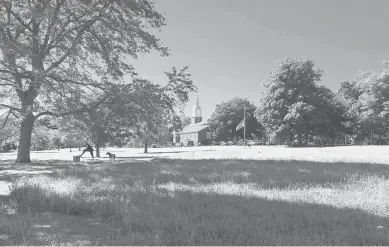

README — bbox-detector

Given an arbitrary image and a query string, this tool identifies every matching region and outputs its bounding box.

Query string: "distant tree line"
[208,57,389,146]
[3,53,389,156]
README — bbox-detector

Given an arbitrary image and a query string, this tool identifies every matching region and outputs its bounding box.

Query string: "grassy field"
[1,146,389,245]
[3,145,389,164]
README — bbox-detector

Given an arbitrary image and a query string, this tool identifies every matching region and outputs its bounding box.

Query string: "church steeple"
[191,94,202,124]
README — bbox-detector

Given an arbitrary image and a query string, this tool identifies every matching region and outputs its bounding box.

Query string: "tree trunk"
[70,147,72,152]
[288,131,293,146]
[15,24,43,163]
[297,132,302,146]
[305,128,309,146]
[331,130,336,146]
[57,146,60,151]
[16,113,35,163]
[95,144,100,158]
[144,142,148,153]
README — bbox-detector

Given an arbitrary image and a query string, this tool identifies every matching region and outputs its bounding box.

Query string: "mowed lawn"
[2,146,389,245]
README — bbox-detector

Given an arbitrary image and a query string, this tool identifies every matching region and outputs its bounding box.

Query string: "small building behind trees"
[174,95,213,145]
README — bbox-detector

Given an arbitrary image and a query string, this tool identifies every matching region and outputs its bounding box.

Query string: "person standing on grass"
[80,142,94,159]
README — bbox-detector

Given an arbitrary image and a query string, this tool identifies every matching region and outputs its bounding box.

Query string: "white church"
[173,95,212,146]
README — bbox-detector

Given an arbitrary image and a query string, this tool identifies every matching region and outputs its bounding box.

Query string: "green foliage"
[0,110,19,146]
[51,131,64,150]
[336,82,362,140]
[208,97,263,141]
[0,0,170,162]
[333,62,389,144]
[126,67,196,150]
[171,115,184,132]
[31,125,51,151]
[59,66,196,151]
[255,57,348,146]
[0,0,169,115]
[338,81,363,102]
[283,102,315,144]
[163,66,197,107]
[181,115,192,129]
[356,64,389,138]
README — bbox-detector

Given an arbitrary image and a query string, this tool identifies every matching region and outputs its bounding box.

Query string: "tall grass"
[4,159,389,245]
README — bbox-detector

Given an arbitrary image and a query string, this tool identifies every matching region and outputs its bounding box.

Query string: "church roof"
[180,121,209,134]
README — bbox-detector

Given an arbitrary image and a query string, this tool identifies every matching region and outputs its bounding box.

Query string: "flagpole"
[244,107,246,147]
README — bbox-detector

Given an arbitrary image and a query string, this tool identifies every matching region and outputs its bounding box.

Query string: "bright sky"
[132,0,389,119]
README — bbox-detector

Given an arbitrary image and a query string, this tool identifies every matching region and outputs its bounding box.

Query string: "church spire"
[191,94,202,124]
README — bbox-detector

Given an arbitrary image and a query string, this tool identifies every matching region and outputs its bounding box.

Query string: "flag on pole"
[236,118,245,131]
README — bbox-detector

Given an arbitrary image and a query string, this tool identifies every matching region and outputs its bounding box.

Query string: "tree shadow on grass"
[33,158,387,191]
[32,150,63,153]
[3,158,389,245]
[7,177,389,245]
[148,189,389,245]
[0,159,107,186]
[118,156,157,160]
[2,157,389,190]
[135,151,190,155]
[149,159,389,189]
[102,150,128,152]
[2,209,110,246]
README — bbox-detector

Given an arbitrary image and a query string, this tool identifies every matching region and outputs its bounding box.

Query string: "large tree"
[0,0,168,163]
[59,66,195,154]
[310,86,350,145]
[356,62,389,144]
[208,97,263,141]
[131,67,196,153]
[336,81,363,143]
[256,57,321,144]
[255,57,347,146]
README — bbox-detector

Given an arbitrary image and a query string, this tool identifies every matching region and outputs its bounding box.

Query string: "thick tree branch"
[0,110,11,130]
[46,73,106,90]
[5,6,33,33]
[0,69,13,74]
[44,3,109,72]
[41,0,64,55]
[90,28,109,61]
[34,94,109,120]
[45,23,96,73]
[44,2,100,55]
[0,81,14,85]
[0,103,22,112]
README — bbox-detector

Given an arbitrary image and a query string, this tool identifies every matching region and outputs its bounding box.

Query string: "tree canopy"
[255,57,348,145]
[353,62,389,143]
[128,66,196,153]
[0,0,170,162]
[208,97,263,141]
[57,66,195,154]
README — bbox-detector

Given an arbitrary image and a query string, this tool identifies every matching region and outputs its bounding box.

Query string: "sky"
[131,0,389,119]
